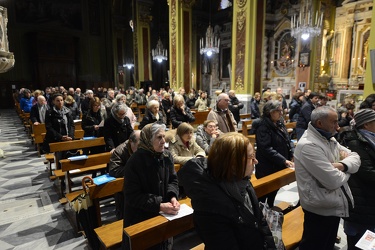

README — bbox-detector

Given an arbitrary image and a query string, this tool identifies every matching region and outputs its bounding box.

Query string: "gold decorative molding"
[237,9,246,31]
[237,0,247,9]
[170,0,177,89]
[235,76,244,90]
[180,0,195,8]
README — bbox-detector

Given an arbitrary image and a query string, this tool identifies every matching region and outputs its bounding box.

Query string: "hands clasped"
[160,197,180,215]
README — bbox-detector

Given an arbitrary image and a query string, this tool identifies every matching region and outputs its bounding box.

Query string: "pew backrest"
[49,137,105,153]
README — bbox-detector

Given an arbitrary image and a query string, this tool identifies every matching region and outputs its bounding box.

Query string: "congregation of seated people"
[13,84,375,250]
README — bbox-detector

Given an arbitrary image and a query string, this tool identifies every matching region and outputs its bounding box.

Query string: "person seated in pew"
[139,100,166,129]
[195,120,220,155]
[169,122,206,165]
[255,100,294,208]
[43,93,75,169]
[123,123,180,249]
[194,91,209,111]
[170,95,195,129]
[103,103,134,153]
[30,95,49,125]
[178,133,276,250]
[107,130,141,220]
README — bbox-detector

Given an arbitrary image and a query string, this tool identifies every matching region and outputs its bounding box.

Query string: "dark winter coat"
[229,96,244,124]
[103,114,133,151]
[255,117,293,178]
[296,99,315,130]
[170,106,195,129]
[123,148,179,226]
[81,109,105,137]
[139,110,165,129]
[178,158,276,250]
[289,99,303,122]
[43,106,75,153]
[339,129,375,225]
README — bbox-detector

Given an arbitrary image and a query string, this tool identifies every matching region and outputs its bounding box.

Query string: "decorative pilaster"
[134,0,152,87]
[232,0,257,94]
[169,0,194,90]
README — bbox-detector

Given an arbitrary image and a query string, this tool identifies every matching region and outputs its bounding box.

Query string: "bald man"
[30,95,49,125]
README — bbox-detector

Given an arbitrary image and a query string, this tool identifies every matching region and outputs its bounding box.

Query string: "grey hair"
[262,100,282,118]
[112,103,128,114]
[217,93,228,102]
[150,123,166,142]
[147,99,159,109]
[311,106,337,126]
[148,94,159,102]
[115,94,126,102]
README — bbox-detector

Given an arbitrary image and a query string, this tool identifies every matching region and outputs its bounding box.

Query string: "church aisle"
[0,109,88,249]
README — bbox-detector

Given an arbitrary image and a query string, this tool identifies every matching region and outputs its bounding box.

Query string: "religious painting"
[15,0,82,30]
[274,31,296,76]
[220,47,231,80]
[299,51,310,67]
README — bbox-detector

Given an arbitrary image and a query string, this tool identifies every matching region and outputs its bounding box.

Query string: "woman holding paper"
[178,133,276,250]
[123,123,179,249]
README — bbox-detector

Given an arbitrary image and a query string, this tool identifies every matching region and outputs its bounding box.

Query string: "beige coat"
[169,134,206,165]
[207,106,237,133]
[195,98,208,111]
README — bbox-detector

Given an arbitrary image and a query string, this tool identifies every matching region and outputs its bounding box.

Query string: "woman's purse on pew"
[259,202,285,250]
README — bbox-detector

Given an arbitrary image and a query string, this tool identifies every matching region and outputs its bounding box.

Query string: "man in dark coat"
[295,92,320,140]
[228,89,244,124]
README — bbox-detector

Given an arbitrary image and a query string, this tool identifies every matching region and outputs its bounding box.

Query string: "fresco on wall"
[15,0,82,30]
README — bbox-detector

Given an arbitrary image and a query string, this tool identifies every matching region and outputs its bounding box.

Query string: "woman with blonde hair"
[170,95,195,128]
[169,122,205,165]
[178,133,276,249]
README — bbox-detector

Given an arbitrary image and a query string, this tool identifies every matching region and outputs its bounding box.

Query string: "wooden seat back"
[191,110,210,126]
[33,123,46,144]
[285,122,296,129]
[60,152,111,172]
[240,113,251,120]
[49,137,105,153]
[88,177,124,226]
[241,120,253,136]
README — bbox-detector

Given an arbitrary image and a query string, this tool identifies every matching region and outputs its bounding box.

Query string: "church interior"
[0,0,374,109]
[1,0,375,249]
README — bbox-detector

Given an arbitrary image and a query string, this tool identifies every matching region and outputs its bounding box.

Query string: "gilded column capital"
[180,0,195,8]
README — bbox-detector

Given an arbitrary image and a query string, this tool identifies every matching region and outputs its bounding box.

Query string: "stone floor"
[0,109,348,250]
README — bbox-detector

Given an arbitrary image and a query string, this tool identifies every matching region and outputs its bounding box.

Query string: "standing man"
[30,95,49,125]
[228,90,244,124]
[207,93,237,133]
[294,106,360,250]
[295,92,320,140]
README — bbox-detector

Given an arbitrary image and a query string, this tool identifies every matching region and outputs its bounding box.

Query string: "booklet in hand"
[93,174,116,185]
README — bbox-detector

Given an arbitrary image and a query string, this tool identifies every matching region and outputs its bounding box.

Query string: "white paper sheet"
[160,203,193,221]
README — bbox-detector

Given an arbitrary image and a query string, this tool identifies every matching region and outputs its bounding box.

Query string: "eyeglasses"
[273,109,283,113]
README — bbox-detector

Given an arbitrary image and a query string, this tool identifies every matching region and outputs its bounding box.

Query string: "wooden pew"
[87,177,124,227]
[241,120,253,136]
[191,110,210,126]
[95,168,300,250]
[32,123,46,157]
[239,113,251,120]
[59,151,111,194]
[48,137,106,195]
